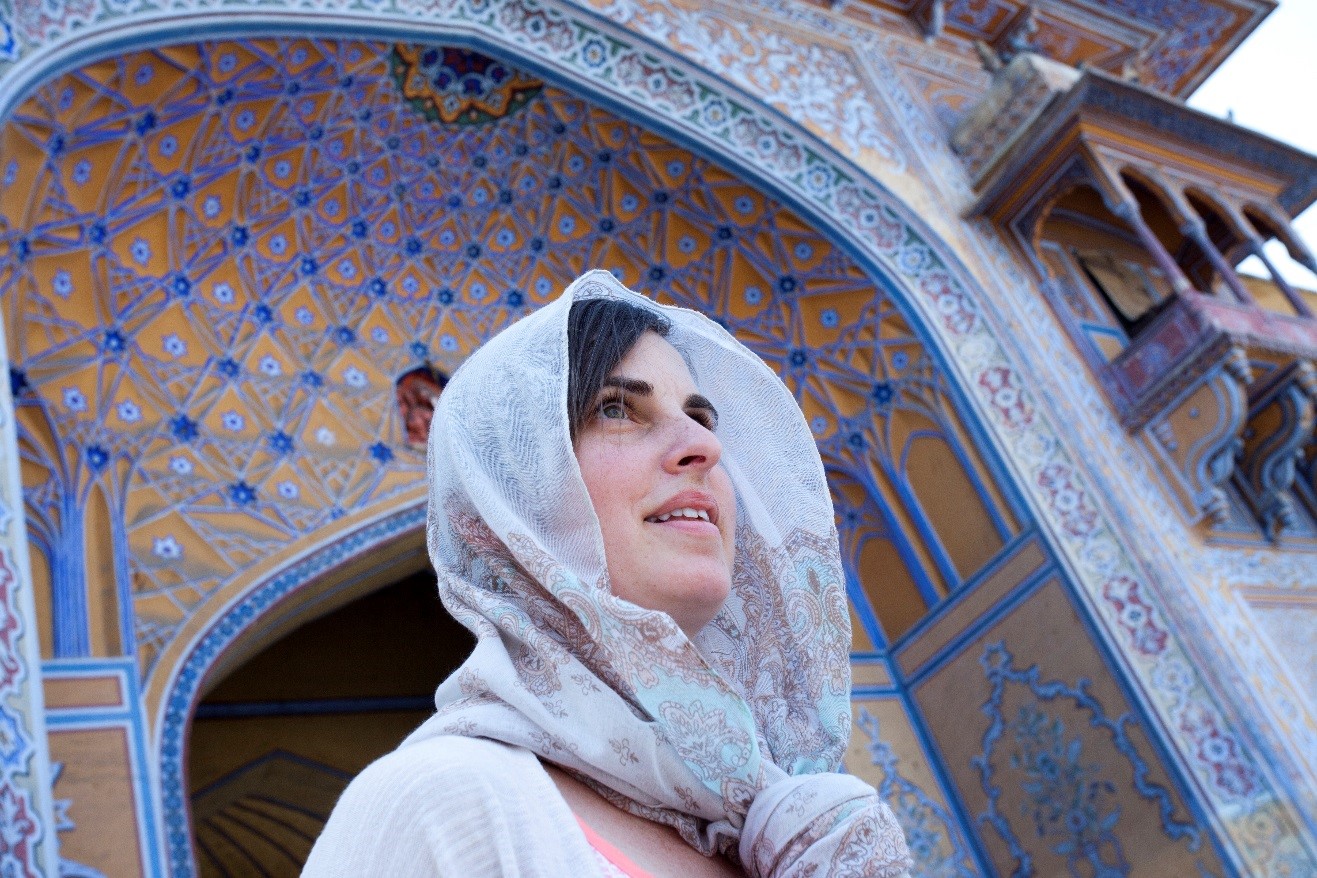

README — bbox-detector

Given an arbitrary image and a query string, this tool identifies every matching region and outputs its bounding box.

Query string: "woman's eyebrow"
[602,376,652,396]
[685,394,718,420]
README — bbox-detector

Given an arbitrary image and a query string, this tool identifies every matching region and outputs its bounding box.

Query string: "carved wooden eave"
[961,62,1317,225]
[857,0,1274,97]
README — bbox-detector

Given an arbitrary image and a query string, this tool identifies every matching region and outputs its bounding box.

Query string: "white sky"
[1187,1,1317,284]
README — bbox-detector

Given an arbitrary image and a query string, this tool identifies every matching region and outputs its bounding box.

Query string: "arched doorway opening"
[0,15,1248,875]
[187,569,471,875]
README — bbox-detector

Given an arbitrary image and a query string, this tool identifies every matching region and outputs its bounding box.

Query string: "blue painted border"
[43,657,165,878]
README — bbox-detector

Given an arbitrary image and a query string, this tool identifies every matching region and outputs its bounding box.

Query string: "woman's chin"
[663,572,732,638]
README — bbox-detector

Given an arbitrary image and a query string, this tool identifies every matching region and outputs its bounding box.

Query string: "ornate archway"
[0,3,1300,876]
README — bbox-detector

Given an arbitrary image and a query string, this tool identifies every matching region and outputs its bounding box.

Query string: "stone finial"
[974,40,1003,74]
[999,3,1039,65]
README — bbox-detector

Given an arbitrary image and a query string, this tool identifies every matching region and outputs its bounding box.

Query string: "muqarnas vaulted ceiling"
[0,38,1017,674]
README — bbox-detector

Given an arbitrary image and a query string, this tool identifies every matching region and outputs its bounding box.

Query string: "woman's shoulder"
[352,734,542,795]
[305,736,601,877]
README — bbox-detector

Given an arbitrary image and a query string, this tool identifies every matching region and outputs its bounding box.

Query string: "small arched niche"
[1034,182,1173,361]
[187,568,473,876]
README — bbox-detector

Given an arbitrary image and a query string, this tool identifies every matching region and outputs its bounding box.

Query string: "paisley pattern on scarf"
[405,271,910,875]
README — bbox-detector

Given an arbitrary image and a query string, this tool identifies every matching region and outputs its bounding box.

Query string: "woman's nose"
[664,416,723,473]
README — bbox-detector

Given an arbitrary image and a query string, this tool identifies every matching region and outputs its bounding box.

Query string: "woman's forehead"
[610,331,699,387]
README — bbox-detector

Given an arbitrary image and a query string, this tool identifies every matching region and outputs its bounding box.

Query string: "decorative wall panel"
[847,697,983,877]
[49,727,142,877]
[0,1,1309,875]
[0,39,1010,683]
[914,578,1230,877]
[0,37,1022,874]
[43,658,159,878]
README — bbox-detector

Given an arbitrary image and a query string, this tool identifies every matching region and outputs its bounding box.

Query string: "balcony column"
[1218,201,1314,317]
[1180,219,1255,306]
[1109,197,1195,297]
[1260,205,1317,274]
[1245,236,1314,317]
[1147,174,1254,306]
[1080,156,1193,299]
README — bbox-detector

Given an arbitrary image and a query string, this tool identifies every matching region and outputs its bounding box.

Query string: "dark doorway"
[187,571,472,876]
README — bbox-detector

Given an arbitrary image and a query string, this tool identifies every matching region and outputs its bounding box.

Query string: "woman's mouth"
[645,507,711,523]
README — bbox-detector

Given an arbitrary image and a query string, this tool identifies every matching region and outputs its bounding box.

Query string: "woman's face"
[574,331,736,638]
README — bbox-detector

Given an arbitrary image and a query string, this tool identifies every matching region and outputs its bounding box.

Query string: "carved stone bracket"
[1143,347,1251,527]
[1237,361,1317,540]
[1299,421,1317,517]
[1123,294,1317,534]
[951,52,1079,184]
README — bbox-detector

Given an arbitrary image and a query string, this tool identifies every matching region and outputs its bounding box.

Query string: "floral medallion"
[391,45,543,126]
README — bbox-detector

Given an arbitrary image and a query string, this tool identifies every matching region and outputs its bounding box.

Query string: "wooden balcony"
[959,54,1317,539]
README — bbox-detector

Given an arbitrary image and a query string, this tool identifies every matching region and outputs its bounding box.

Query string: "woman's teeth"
[649,507,710,523]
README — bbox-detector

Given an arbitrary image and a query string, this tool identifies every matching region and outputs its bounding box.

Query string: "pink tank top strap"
[573,814,654,878]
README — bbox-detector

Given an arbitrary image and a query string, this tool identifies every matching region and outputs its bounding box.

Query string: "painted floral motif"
[1177,701,1257,800]
[614,52,699,114]
[918,271,980,336]
[854,708,979,877]
[1036,463,1099,539]
[979,365,1034,429]
[0,781,39,877]
[1007,704,1127,875]
[2,2,1302,875]
[591,0,902,168]
[1101,575,1167,657]
[0,553,21,692]
[974,642,1204,878]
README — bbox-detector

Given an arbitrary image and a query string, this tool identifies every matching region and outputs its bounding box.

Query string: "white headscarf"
[406,270,911,876]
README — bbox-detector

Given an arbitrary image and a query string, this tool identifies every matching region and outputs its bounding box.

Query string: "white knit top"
[303,736,606,877]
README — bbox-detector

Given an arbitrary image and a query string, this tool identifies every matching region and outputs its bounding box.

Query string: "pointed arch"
[0,5,1297,876]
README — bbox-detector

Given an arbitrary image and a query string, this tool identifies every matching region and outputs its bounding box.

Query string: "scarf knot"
[740,774,911,878]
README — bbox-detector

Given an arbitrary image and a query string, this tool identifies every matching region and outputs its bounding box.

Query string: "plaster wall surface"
[0,1,1312,876]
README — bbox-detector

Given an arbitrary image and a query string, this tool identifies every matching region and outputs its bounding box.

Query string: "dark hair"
[395,364,450,390]
[567,297,671,441]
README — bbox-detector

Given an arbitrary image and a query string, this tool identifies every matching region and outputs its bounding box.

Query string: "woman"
[304,270,911,877]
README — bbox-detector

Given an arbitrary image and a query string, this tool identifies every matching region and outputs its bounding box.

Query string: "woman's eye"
[600,400,626,420]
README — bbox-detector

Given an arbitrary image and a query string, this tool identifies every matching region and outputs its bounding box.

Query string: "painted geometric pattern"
[586,0,1247,106]
[0,2,1310,874]
[391,44,544,126]
[586,0,905,171]
[0,39,1012,679]
[0,0,1253,97]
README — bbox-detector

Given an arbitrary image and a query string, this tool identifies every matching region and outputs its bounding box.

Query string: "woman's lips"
[644,491,719,526]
